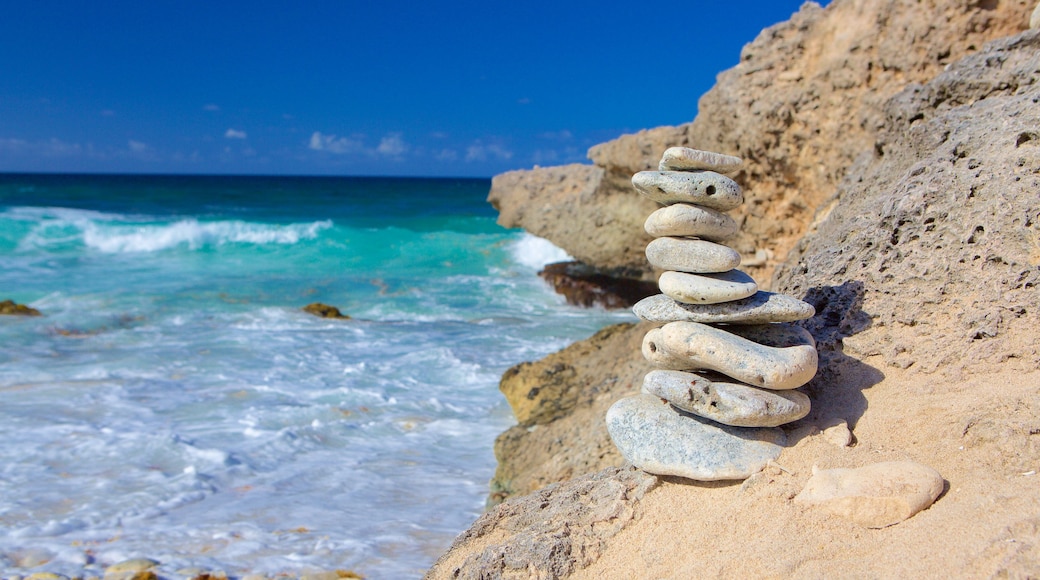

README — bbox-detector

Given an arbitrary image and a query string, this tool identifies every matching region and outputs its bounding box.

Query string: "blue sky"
[1,2,818,177]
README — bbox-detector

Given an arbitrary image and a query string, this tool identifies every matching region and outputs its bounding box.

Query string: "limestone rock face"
[490,323,654,505]
[426,466,658,579]
[488,164,656,276]
[794,462,945,528]
[774,29,1040,374]
[487,0,1031,281]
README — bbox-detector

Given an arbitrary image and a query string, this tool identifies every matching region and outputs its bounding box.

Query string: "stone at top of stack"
[605,147,820,482]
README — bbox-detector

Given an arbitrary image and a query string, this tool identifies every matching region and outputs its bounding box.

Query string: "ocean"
[0,174,634,578]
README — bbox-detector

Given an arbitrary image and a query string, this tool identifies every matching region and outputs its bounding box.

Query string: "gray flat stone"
[606,393,785,481]
[658,270,757,305]
[658,147,743,173]
[645,237,741,273]
[632,171,743,211]
[721,321,817,349]
[641,369,810,427]
[642,321,818,390]
[644,203,738,241]
[632,292,816,324]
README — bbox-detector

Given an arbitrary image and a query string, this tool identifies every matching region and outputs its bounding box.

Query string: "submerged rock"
[302,302,351,319]
[0,299,41,316]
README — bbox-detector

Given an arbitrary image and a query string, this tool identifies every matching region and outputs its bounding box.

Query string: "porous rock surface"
[426,466,658,580]
[774,29,1040,375]
[488,0,1032,283]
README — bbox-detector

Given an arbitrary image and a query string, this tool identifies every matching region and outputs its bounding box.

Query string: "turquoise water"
[0,174,634,578]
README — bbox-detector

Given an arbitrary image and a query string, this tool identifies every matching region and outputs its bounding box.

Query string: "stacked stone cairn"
[605,147,819,481]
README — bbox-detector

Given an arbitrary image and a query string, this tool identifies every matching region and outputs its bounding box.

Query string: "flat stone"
[632,171,743,211]
[720,321,817,349]
[633,292,816,324]
[658,270,757,305]
[795,461,945,528]
[641,369,810,427]
[606,393,785,481]
[645,237,741,273]
[658,147,743,173]
[644,203,738,240]
[642,321,818,390]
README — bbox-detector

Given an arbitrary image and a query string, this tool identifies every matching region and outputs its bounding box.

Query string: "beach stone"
[606,393,785,480]
[795,461,945,528]
[631,171,743,210]
[26,574,67,580]
[633,292,816,324]
[641,369,810,427]
[643,203,738,241]
[642,321,818,390]
[645,237,741,273]
[720,321,817,349]
[821,418,854,447]
[658,270,757,305]
[658,147,743,173]
[1032,3,1040,29]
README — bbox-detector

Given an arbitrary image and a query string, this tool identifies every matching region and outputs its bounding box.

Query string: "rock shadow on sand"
[786,280,884,445]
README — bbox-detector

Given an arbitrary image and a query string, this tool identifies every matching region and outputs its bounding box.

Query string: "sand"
[571,359,1040,578]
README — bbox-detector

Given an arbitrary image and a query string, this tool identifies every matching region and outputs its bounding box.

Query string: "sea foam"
[508,233,572,270]
[82,219,333,253]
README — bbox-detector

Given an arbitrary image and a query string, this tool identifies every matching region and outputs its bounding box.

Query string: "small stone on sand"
[795,461,945,528]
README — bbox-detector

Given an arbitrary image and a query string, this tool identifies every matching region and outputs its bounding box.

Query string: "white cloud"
[308,131,364,154]
[466,141,513,162]
[224,128,248,139]
[377,133,407,156]
[203,104,220,111]
[539,130,573,141]
[434,148,458,161]
[128,140,149,153]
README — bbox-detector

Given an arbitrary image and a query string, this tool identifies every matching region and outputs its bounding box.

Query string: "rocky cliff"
[428,2,1040,578]
[489,0,1033,286]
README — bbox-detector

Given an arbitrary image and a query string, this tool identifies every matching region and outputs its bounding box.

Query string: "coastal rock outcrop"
[439,8,1040,579]
[773,28,1040,374]
[488,0,1032,283]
